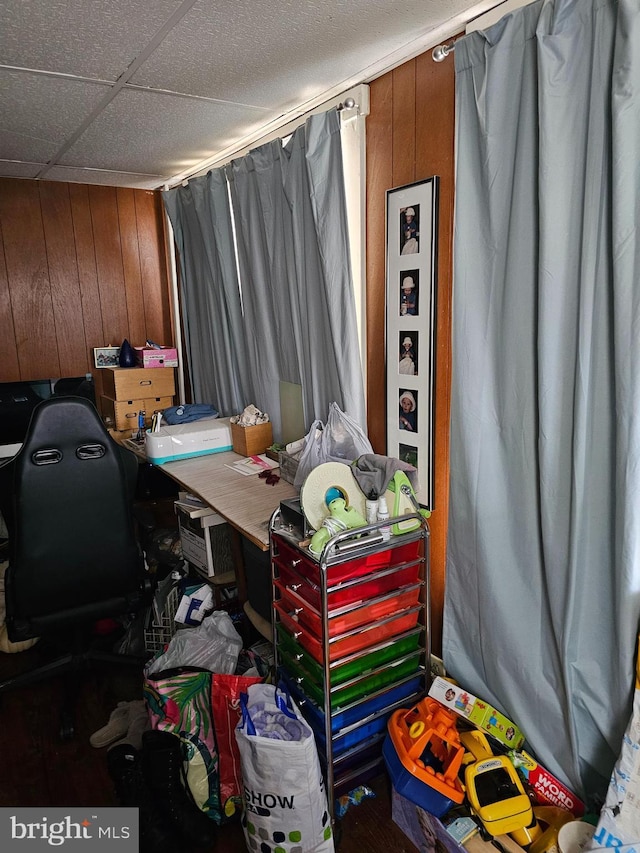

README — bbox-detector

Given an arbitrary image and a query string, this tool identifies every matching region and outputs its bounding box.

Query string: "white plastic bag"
[145,610,242,675]
[584,636,640,852]
[294,403,373,488]
[236,683,335,853]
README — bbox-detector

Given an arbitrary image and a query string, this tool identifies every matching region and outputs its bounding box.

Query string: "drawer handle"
[295,653,303,661]
[126,413,137,419]
[293,607,304,616]
[139,380,152,386]
[291,559,301,568]
[287,583,302,592]
[293,630,302,640]
[295,677,304,686]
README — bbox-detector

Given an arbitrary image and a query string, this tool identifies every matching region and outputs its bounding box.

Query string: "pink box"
[135,347,178,368]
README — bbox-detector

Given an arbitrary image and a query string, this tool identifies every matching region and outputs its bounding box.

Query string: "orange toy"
[383,696,466,816]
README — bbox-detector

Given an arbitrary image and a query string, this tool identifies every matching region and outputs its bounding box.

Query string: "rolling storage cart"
[270,510,430,820]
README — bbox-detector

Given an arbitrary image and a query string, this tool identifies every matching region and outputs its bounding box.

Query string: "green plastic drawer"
[275,622,423,685]
[279,646,423,709]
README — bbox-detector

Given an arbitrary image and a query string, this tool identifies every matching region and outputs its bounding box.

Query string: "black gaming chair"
[0,396,151,738]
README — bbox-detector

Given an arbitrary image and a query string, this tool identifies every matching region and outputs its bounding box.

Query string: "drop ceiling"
[0,0,506,190]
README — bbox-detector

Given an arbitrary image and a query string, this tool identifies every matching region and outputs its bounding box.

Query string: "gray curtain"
[444,0,640,803]
[163,169,249,415]
[227,109,366,440]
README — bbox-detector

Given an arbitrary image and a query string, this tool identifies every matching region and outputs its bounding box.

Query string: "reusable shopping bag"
[211,672,263,820]
[235,682,335,853]
[583,634,640,852]
[144,666,224,823]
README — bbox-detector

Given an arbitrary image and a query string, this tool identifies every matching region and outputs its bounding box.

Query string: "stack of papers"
[225,454,280,476]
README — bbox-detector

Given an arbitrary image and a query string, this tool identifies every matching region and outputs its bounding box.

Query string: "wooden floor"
[0,642,418,853]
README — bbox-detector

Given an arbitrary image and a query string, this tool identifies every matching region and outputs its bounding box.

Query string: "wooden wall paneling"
[366,74,394,453]
[69,183,106,402]
[391,60,417,188]
[88,185,129,345]
[135,191,173,346]
[413,50,457,656]
[366,49,457,655]
[0,179,59,380]
[0,214,20,382]
[39,182,90,377]
[69,184,103,350]
[117,187,146,348]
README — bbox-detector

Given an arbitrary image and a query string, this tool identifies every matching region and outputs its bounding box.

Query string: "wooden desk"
[133,446,297,551]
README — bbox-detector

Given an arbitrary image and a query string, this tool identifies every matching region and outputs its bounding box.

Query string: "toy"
[308,497,367,556]
[461,729,541,847]
[508,750,585,816]
[383,696,466,817]
[386,470,431,534]
[428,676,525,749]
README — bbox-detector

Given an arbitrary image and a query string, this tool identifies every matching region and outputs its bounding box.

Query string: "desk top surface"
[139,448,297,550]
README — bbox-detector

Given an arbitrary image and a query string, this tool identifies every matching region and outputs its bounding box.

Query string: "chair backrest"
[3,396,144,639]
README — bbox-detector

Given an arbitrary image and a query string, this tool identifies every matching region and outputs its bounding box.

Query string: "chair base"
[0,634,151,740]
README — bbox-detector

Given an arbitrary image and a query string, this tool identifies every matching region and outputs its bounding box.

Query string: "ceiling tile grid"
[0,0,503,188]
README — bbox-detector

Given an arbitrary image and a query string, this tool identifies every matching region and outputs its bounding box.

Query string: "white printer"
[145,416,233,464]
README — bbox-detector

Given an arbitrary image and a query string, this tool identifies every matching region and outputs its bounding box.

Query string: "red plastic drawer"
[274,599,421,664]
[274,579,421,640]
[276,560,420,611]
[273,535,422,587]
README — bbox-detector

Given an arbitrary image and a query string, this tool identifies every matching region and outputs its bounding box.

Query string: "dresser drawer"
[102,366,175,400]
[101,395,173,430]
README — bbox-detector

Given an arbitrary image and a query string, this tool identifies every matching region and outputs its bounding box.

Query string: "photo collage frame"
[385,177,439,509]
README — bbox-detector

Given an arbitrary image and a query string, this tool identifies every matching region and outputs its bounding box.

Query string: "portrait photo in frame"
[386,177,439,509]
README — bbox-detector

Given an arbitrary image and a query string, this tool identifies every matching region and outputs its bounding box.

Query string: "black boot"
[107,743,186,853]
[141,730,217,849]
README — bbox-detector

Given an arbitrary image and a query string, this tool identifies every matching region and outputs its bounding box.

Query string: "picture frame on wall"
[386,177,439,509]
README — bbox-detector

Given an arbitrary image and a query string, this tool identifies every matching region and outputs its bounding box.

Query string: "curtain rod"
[432,41,456,62]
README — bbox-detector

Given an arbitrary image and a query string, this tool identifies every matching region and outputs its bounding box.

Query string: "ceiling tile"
[130,0,474,109]
[0,0,184,80]
[58,88,270,179]
[0,70,111,161]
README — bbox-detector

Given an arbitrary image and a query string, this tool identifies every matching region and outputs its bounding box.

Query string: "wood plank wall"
[366,50,456,655]
[0,179,173,386]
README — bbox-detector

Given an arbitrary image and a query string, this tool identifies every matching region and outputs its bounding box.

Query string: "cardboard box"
[135,346,178,368]
[392,787,463,853]
[428,676,525,750]
[175,499,235,578]
[392,788,527,853]
[231,421,273,456]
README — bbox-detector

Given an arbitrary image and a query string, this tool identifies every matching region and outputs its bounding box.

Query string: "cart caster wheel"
[59,712,75,741]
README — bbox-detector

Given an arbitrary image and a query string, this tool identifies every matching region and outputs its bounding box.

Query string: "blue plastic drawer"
[281,668,423,735]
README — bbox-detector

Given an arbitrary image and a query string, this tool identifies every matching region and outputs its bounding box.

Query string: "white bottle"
[365,497,379,525]
[377,495,391,541]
